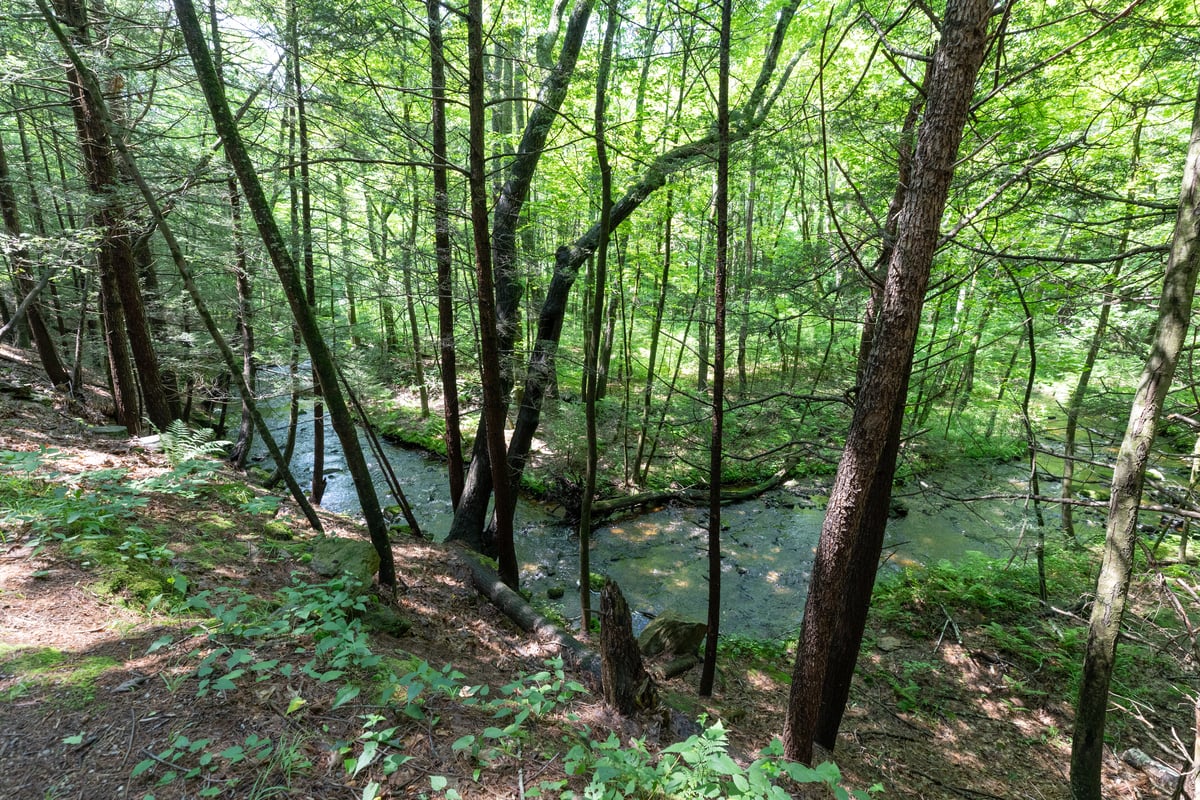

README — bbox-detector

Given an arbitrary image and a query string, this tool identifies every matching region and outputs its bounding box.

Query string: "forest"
[2,0,1200,796]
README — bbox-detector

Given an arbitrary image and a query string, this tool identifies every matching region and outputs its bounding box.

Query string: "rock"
[263,521,293,541]
[547,583,566,600]
[311,537,380,587]
[638,611,707,658]
[878,635,903,653]
[362,604,411,637]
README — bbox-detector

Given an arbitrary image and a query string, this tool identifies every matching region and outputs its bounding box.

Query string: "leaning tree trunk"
[784,0,991,763]
[450,0,803,549]
[173,0,397,587]
[1070,78,1200,800]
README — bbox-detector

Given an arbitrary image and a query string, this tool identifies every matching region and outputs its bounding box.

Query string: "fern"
[159,420,231,467]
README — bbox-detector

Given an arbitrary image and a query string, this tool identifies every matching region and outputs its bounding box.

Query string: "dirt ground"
[0,343,1190,799]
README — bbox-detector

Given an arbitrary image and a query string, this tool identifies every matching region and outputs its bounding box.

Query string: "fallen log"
[456,546,601,686]
[589,465,794,518]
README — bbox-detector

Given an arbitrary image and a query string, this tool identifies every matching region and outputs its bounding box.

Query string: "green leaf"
[286,696,307,715]
[332,685,361,709]
[431,775,448,791]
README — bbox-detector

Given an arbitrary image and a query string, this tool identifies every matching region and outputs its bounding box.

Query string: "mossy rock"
[311,537,379,587]
[638,611,708,657]
[263,521,293,541]
[547,583,566,600]
[362,604,411,637]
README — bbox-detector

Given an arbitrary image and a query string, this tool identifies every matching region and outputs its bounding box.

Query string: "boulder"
[311,537,380,587]
[637,611,707,658]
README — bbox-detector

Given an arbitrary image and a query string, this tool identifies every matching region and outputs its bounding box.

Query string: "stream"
[252,401,1043,640]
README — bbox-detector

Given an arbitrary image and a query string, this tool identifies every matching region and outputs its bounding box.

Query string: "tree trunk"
[174,0,397,587]
[445,0,596,550]
[1070,78,1200,800]
[579,0,617,634]
[699,0,731,699]
[0,132,69,387]
[427,0,466,510]
[467,0,519,589]
[633,189,673,484]
[600,578,656,714]
[448,0,803,548]
[784,0,991,762]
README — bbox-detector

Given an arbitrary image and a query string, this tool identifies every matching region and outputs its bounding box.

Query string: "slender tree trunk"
[173,0,397,587]
[699,0,731,699]
[47,0,142,432]
[579,0,617,634]
[450,0,802,548]
[634,188,672,484]
[0,132,69,387]
[446,0,595,549]
[1070,79,1200,800]
[287,0,325,505]
[784,0,991,761]
[403,162,430,417]
[427,0,465,509]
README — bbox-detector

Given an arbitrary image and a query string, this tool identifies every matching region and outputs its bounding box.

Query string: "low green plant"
[557,720,878,800]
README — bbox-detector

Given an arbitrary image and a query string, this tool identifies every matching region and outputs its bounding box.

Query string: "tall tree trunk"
[173,0,398,588]
[579,0,617,634]
[47,0,142,432]
[446,0,595,550]
[783,0,991,762]
[1070,78,1200,800]
[450,0,802,549]
[699,0,731,699]
[427,0,465,510]
[403,162,430,417]
[0,132,69,387]
[467,0,519,589]
[633,188,673,484]
[287,0,325,506]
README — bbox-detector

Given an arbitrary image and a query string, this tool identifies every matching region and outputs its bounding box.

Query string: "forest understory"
[1,345,1195,799]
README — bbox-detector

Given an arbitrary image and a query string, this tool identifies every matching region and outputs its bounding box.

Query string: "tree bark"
[446,0,596,551]
[0,133,69,387]
[173,0,397,587]
[449,0,803,549]
[600,578,656,714]
[1070,78,1200,800]
[427,0,466,510]
[467,0,519,589]
[783,0,992,763]
[699,0,732,699]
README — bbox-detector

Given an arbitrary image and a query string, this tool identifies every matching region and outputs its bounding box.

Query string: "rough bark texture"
[1070,79,1200,800]
[49,0,140,432]
[0,134,69,387]
[783,0,991,764]
[600,578,656,715]
[173,0,396,586]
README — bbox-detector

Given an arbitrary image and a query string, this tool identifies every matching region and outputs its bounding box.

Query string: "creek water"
[252,401,1042,640]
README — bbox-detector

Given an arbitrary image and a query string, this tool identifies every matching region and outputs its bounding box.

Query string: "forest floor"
[0,343,1194,799]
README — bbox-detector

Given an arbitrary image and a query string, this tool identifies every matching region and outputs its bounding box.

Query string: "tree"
[699,0,732,699]
[172,0,398,588]
[1070,77,1200,800]
[783,0,993,763]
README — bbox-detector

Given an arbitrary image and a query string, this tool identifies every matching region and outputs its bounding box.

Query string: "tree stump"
[600,578,656,715]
